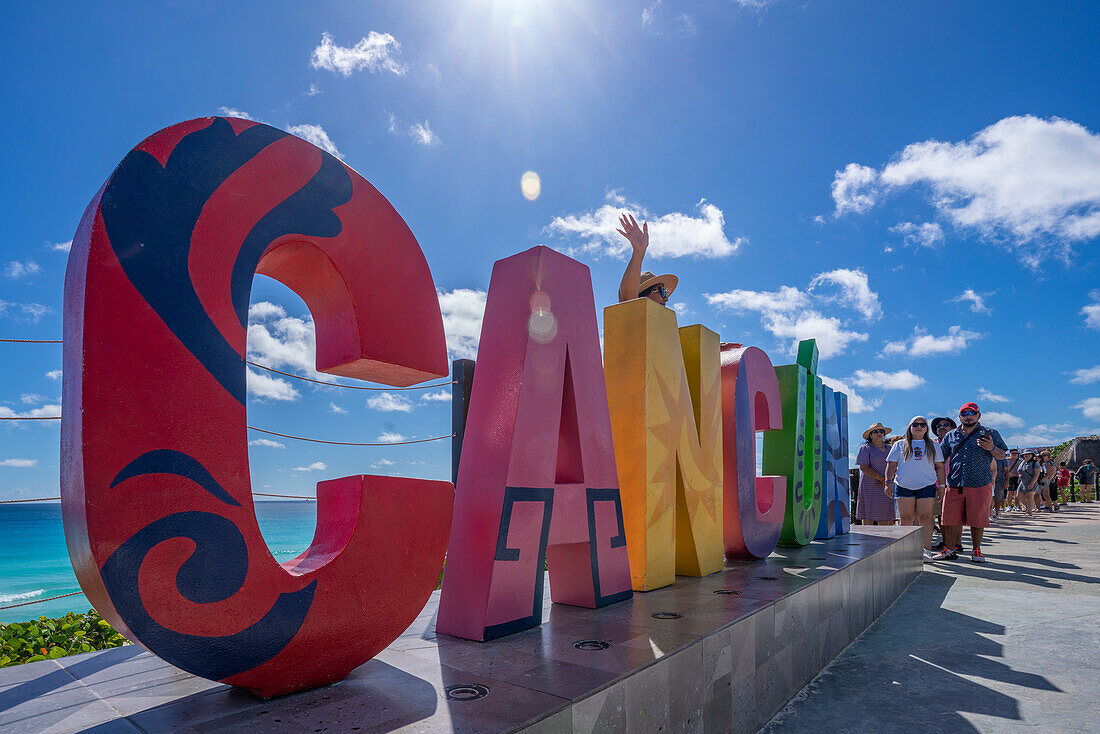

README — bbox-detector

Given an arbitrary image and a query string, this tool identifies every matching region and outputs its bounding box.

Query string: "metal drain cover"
[445,684,490,701]
[573,639,611,651]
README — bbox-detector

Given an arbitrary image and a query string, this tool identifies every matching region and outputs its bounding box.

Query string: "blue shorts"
[896,483,937,500]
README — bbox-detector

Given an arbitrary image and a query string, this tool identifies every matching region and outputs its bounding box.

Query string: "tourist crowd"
[854,403,1097,563]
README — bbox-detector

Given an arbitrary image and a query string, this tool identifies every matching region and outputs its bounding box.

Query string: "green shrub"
[0,609,128,667]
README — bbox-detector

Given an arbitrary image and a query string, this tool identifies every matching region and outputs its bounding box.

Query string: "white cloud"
[305,83,322,97]
[377,431,407,443]
[835,116,1100,262]
[409,121,440,146]
[438,288,486,360]
[981,411,1025,429]
[217,106,255,121]
[371,459,395,469]
[20,393,46,405]
[849,369,926,390]
[366,392,413,412]
[809,269,881,321]
[890,221,945,249]
[546,191,745,260]
[286,124,343,160]
[0,459,38,468]
[704,286,808,314]
[246,368,300,402]
[45,370,62,380]
[1005,423,1080,448]
[248,301,286,321]
[246,304,340,386]
[421,390,452,403]
[950,289,992,314]
[51,240,72,252]
[248,438,286,449]
[1075,398,1100,421]
[705,274,873,359]
[641,0,696,36]
[0,300,50,323]
[978,388,1010,403]
[4,261,42,279]
[761,311,868,359]
[1070,365,1100,385]
[292,461,328,472]
[328,402,348,414]
[831,163,879,216]
[1083,291,1100,330]
[881,326,982,358]
[310,31,406,77]
[819,375,881,415]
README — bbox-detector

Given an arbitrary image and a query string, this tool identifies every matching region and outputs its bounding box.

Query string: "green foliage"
[0,609,128,667]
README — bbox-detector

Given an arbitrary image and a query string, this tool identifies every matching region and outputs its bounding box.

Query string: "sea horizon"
[0,501,319,625]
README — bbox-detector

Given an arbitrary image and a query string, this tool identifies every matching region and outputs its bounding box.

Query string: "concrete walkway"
[762,503,1100,734]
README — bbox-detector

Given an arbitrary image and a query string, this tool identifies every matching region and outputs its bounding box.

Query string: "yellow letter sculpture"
[604,298,723,591]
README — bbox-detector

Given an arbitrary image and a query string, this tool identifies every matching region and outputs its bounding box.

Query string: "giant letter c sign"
[61,117,453,698]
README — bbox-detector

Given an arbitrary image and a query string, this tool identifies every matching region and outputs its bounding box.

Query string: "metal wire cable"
[244,360,454,391]
[0,416,60,421]
[247,426,455,446]
[0,338,63,344]
[2,415,453,444]
[0,590,85,612]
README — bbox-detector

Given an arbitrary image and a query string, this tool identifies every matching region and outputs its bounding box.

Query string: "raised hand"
[616,213,649,258]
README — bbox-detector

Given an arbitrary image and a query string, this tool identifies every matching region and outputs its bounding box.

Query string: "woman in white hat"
[1017,449,1040,515]
[856,422,895,525]
[616,213,678,306]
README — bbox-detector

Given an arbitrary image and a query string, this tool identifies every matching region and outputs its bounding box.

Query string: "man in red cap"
[933,402,1008,562]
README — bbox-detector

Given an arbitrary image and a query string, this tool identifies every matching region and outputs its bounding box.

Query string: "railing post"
[451,359,476,485]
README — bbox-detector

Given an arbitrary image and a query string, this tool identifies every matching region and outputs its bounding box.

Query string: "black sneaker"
[931,541,946,552]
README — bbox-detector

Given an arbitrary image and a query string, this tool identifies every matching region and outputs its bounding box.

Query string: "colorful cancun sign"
[61,118,850,698]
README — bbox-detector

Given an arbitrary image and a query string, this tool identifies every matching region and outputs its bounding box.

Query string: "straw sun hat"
[638,270,678,298]
[862,422,892,441]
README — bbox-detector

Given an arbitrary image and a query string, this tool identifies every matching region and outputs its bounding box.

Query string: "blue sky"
[2,0,1100,502]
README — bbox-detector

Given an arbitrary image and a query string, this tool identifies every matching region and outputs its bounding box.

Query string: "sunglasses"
[870,429,886,435]
[642,284,668,299]
[911,422,927,428]
[960,410,979,417]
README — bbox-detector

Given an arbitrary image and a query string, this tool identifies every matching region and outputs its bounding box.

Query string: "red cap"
[959,402,980,414]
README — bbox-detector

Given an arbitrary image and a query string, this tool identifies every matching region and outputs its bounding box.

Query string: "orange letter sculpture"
[604,299,723,591]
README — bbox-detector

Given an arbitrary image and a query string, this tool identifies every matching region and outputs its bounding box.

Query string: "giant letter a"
[436,247,633,642]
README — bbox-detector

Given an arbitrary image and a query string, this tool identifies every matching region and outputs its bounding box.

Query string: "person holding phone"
[932,402,1007,563]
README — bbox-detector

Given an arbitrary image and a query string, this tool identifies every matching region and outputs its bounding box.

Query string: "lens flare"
[521,171,541,201]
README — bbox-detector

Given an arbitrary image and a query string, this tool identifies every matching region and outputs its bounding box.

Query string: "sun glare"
[521,170,541,200]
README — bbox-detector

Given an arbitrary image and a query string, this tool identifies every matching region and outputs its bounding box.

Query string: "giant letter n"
[436,247,633,642]
[604,298,724,591]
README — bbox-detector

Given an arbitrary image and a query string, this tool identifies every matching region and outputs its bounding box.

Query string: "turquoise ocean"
[0,501,317,625]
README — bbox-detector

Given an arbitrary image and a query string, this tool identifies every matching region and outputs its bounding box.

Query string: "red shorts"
[941,484,993,528]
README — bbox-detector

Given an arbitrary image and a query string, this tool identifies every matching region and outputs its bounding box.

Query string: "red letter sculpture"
[721,345,787,560]
[437,246,633,642]
[62,117,453,697]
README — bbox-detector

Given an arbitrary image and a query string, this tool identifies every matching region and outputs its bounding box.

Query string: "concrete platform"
[763,503,1100,734]
[0,526,921,733]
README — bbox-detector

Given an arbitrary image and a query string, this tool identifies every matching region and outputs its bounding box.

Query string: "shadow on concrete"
[763,571,1060,733]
